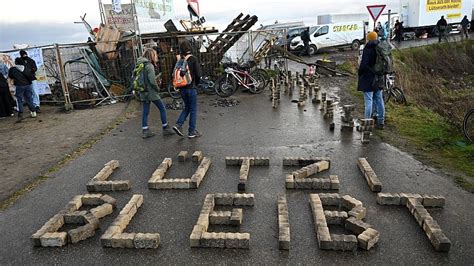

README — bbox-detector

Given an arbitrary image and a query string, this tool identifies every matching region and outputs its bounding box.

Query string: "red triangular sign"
[367,5,386,22]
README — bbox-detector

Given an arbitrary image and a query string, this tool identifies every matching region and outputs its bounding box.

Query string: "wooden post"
[54,44,73,111]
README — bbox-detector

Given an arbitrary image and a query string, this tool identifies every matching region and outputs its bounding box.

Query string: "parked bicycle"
[215,62,268,97]
[167,76,216,99]
[383,73,407,105]
[463,108,474,143]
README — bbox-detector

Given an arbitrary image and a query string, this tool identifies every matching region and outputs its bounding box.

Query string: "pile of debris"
[165,99,184,110]
[210,98,240,108]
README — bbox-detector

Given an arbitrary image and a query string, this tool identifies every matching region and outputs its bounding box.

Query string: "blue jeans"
[364,90,384,125]
[142,99,167,129]
[15,85,35,114]
[31,81,40,107]
[177,88,197,134]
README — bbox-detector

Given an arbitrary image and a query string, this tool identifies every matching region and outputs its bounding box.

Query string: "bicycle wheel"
[391,86,407,105]
[463,109,474,143]
[216,74,237,98]
[383,87,391,103]
[253,68,270,88]
[167,83,181,99]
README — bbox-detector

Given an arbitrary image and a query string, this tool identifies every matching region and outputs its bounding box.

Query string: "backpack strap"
[184,54,192,61]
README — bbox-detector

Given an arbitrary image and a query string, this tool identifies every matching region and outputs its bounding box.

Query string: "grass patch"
[0,101,139,211]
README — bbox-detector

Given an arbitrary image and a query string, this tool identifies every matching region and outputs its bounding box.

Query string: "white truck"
[289,21,367,55]
[399,0,472,35]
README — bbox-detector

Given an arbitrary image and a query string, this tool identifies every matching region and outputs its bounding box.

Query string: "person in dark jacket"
[8,58,37,122]
[136,48,174,138]
[0,62,15,118]
[436,16,448,42]
[172,40,202,138]
[18,50,41,112]
[358,31,385,129]
[460,15,470,39]
[299,27,311,56]
[394,20,403,43]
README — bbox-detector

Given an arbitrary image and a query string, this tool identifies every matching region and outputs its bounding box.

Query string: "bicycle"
[215,62,267,97]
[383,73,407,105]
[463,108,474,143]
[167,76,216,99]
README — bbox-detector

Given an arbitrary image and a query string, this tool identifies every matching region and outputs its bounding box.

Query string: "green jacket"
[136,57,161,102]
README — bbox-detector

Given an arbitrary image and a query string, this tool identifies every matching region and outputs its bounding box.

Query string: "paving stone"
[192,151,203,162]
[170,179,191,189]
[423,217,442,239]
[285,175,295,189]
[413,206,431,226]
[209,211,232,225]
[253,157,270,166]
[230,208,243,226]
[100,231,118,248]
[68,223,96,244]
[324,210,348,225]
[318,193,341,206]
[64,211,87,224]
[429,230,451,252]
[90,203,114,219]
[177,151,188,162]
[358,228,380,250]
[64,195,83,212]
[295,178,313,189]
[348,206,367,220]
[316,226,332,250]
[82,194,103,206]
[214,193,233,206]
[342,195,363,210]
[400,193,423,205]
[225,233,250,249]
[357,158,383,192]
[233,193,254,206]
[134,233,160,249]
[345,217,372,235]
[190,225,204,247]
[100,194,117,207]
[331,234,358,251]
[316,160,330,172]
[279,233,290,250]
[321,178,332,190]
[377,193,401,205]
[422,195,446,208]
[406,197,423,215]
[329,175,340,190]
[112,180,131,191]
[111,233,136,248]
[282,157,331,166]
[40,232,68,247]
[93,160,119,181]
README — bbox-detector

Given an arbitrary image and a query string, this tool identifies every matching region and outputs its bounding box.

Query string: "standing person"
[357,32,385,129]
[172,40,202,138]
[17,50,40,112]
[0,62,15,118]
[8,58,36,122]
[394,20,403,44]
[460,15,470,39]
[299,27,311,56]
[135,48,174,138]
[436,16,448,43]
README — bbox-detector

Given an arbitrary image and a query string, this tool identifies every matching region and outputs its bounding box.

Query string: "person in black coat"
[8,58,37,122]
[358,31,385,129]
[0,62,15,118]
[300,27,311,56]
[18,50,41,112]
[436,16,448,42]
[460,15,470,39]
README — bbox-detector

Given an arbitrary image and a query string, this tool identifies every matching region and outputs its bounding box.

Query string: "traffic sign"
[367,5,386,22]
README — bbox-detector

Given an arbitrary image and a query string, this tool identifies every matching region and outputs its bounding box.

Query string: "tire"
[351,40,360,50]
[383,87,391,103]
[167,83,181,99]
[308,44,317,56]
[253,68,270,88]
[463,109,474,143]
[215,74,237,98]
[248,71,267,94]
[201,80,217,95]
[391,86,407,105]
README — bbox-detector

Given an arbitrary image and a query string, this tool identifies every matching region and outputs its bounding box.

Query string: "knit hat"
[19,50,27,57]
[367,31,378,41]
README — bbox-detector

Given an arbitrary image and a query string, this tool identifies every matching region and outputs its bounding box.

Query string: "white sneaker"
[30,111,37,118]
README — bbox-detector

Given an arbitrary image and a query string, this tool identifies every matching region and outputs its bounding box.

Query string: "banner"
[112,0,122,13]
[426,0,462,12]
[134,0,175,33]
[5,48,51,95]
[104,4,135,32]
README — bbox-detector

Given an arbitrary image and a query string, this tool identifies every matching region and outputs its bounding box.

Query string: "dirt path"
[0,103,128,202]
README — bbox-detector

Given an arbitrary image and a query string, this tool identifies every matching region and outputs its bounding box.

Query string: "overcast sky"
[0,0,458,50]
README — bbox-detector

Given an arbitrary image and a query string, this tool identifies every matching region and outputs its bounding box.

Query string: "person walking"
[460,15,470,39]
[8,58,36,122]
[436,16,448,43]
[136,48,174,138]
[358,32,385,129]
[0,62,15,118]
[172,40,202,138]
[299,27,311,56]
[17,50,40,112]
[394,20,403,44]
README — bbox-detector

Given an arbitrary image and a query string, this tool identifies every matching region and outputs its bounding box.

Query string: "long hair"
[142,48,158,65]
[179,40,193,55]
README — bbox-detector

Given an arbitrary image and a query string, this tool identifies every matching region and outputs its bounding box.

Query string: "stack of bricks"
[323,99,335,119]
[358,119,375,144]
[278,196,290,250]
[284,158,339,190]
[190,193,253,249]
[271,79,281,109]
[86,160,131,192]
[309,193,379,251]
[312,78,322,104]
[101,194,160,249]
[320,92,327,111]
[225,156,270,192]
[357,158,383,192]
[341,105,356,131]
[298,81,306,107]
[376,192,449,252]
[31,194,116,247]
[148,151,211,189]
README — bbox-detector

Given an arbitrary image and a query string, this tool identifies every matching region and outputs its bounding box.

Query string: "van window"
[314,26,329,37]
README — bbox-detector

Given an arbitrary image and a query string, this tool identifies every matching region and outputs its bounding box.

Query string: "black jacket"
[358,41,380,92]
[8,65,32,86]
[461,17,470,28]
[301,30,310,42]
[18,57,37,81]
[180,53,202,88]
[437,18,448,30]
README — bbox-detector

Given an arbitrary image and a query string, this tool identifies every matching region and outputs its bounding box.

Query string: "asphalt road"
[0,78,473,264]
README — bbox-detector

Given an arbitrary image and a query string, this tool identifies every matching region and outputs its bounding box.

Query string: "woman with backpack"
[136,48,174,138]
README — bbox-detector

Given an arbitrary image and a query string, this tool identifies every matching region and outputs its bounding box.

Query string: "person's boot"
[16,113,23,123]
[142,128,155,138]
[162,126,175,136]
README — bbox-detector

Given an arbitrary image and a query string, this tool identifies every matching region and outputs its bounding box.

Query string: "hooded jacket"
[136,57,161,102]
[8,65,32,86]
[357,40,380,92]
